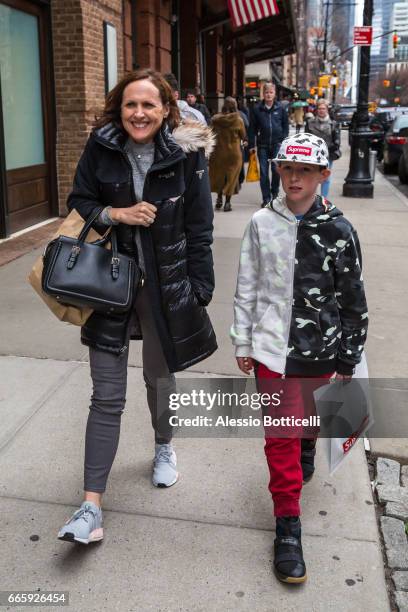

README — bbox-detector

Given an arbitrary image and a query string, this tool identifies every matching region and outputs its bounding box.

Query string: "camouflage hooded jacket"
[231,195,368,375]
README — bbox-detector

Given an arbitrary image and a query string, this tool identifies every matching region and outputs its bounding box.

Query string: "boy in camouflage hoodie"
[231,133,368,584]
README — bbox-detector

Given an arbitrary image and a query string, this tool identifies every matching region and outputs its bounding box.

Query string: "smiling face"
[277,161,330,205]
[120,79,169,144]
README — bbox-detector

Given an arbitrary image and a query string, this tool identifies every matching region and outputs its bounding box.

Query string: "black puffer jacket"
[67,121,217,372]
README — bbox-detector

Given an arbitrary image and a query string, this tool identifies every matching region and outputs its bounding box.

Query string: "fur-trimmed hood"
[93,120,216,161]
[171,121,216,159]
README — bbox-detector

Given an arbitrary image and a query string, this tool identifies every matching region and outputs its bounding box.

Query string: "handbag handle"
[67,207,121,280]
[77,207,106,243]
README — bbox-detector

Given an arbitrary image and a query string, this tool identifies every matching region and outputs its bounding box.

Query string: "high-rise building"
[307,0,322,28]
[371,0,400,77]
[387,1,408,72]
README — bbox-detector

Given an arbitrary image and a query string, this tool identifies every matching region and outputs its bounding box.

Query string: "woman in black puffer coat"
[57,70,217,545]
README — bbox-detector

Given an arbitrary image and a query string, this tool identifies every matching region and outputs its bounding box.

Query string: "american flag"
[227,0,279,28]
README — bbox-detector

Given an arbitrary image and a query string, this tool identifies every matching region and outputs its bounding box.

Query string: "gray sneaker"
[58,501,103,544]
[152,443,178,488]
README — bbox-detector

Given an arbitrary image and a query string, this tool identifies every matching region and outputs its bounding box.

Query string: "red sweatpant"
[256,364,333,517]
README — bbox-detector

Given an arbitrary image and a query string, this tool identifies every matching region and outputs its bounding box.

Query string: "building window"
[104,21,118,94]
[0,4,45,170]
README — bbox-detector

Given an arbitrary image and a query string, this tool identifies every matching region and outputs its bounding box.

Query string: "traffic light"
[393,33,399,49]
[383,79,391,87]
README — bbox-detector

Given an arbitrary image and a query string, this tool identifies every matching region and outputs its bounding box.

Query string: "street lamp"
[343,0,374,198]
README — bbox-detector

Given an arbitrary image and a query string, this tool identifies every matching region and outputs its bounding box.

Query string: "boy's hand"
[236,357,254,375]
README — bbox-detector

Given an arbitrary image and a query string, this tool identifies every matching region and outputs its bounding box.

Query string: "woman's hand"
[110,202,157,227]
[236,356,255,375]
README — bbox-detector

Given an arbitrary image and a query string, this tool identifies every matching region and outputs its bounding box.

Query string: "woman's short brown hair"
[94,69,180,131]
[222,96,238,114]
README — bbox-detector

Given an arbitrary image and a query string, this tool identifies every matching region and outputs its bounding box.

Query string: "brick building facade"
[0,0,296,236]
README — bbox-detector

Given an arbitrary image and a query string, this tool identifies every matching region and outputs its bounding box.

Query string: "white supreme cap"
[273,132,330,167]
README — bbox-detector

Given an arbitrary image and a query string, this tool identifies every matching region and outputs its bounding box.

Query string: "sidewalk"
[0,139,398,611]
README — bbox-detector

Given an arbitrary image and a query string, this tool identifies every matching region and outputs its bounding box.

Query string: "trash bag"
[246,151,260,182]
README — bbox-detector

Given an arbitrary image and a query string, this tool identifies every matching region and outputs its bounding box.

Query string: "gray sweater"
[99,138,155,273]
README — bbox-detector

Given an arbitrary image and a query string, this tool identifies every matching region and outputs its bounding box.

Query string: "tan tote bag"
[28,209,106,326]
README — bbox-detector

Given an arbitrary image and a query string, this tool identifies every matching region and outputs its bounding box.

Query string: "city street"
[0,138,403,611]
[378,164,408,199]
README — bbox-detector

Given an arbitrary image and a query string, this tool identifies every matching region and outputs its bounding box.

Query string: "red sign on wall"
[353,26,373,46]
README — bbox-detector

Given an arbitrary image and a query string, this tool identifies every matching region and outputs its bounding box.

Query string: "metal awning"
[200,0,297,63]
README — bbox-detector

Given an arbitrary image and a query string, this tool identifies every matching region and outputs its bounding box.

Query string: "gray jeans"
[84,284,175,493]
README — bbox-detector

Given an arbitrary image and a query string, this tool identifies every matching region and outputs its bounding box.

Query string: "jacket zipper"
[120,148,155,282]
[283,217,300,377]
[117,150,147,355]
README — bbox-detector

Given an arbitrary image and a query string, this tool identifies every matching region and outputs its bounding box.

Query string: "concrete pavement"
[0,138,398,611]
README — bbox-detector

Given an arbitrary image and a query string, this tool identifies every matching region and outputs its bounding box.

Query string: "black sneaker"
[261,200,269,208]
[215,196,223,209]
[223,201,232,212]
[274,516,307,584]
[301,439,317,484]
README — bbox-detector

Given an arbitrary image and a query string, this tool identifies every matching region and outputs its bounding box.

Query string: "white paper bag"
[314,352,373,473]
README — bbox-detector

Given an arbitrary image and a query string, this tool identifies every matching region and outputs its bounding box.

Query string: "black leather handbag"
[42,209,139,313]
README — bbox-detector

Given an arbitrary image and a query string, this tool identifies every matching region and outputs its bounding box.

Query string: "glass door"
[0,0,54,235]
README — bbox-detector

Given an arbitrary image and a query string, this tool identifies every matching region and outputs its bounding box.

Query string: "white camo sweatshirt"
[230,195,368,376]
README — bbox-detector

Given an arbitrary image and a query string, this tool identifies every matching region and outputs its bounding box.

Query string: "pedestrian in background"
[57,69,217,545]
[293,105,305,134]
[304,104,315,123]
[305,98,341,199]
[186,89,211,125]
[248,82,289,207]
[209,96,246,212]
[197,92,212,118]
[237,95,249,121]
[163,73,206,125]
[238,102,250,186]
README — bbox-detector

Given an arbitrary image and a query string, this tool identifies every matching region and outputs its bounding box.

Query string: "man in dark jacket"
[186,90,211,125]
[249,82,289,207]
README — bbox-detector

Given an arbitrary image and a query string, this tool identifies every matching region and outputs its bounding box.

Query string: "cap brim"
[272,157,329,167]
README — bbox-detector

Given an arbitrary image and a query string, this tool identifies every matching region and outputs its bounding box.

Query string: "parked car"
[368,115,385,161]
[366,107,408,161]
[334,104,357,127]
[349,111,386,156]
[382,115,408,174]
[397,134,408,183]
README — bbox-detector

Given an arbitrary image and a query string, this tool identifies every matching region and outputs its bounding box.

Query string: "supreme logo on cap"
[286,145,312,156]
